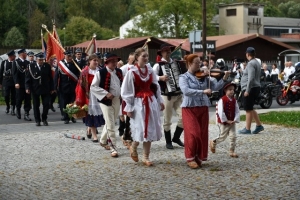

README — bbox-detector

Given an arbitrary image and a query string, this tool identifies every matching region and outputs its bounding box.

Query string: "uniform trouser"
[16,88,31,111]
[99,97,120,146]
[214,123,237,151]
[60,92,75,120]
[50,92,57,107]
[32,93,50,122]
[162,94,183,132]
[3,85,16,107]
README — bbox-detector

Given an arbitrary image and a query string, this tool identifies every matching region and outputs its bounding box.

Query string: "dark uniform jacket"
[54,60,80,94]
[0,60,15,87]
[25,62,53,95]
[12,58,30,88]
[75,58,86,70]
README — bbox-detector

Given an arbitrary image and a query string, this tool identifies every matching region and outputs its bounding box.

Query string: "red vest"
[217,96,236,124]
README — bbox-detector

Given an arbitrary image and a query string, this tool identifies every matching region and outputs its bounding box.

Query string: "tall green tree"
[3,27,25,47]
[64,16,116,45]
[28,8,47,46]
[126,0,203,38]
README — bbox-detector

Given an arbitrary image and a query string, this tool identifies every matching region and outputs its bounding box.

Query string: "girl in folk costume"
[75,54,105,142]
[178,54,230,169]
[121,48,165,166]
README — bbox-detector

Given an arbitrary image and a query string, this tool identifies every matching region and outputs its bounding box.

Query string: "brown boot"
[210,140,216,153]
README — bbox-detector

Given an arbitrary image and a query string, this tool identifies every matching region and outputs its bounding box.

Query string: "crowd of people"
[0,45,280,169]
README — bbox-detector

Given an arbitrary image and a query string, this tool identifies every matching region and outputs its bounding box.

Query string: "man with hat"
[27,51,36,64]
[25,53,54,126]
[74,48,86,70]
[12,49,32,120]
[54,50,80,124]
[153,43,184,149]
[238,47,264,134]
[95,52,105,69]
[0,50,17,115]
[91,52,123,157]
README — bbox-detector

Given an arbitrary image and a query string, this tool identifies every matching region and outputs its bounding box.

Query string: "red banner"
[46,33,64,62]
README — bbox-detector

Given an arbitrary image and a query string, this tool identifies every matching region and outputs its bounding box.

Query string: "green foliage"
[240,111,300,128]
[127,0,203,38]
[64,16,116,46]
[2,27,25,47]
[278,1,300,18]
[28,8,47,46]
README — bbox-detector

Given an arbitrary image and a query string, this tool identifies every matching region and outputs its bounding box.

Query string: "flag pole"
[85,33,97,55]
[142,38,151,49]
[42,24,82,73]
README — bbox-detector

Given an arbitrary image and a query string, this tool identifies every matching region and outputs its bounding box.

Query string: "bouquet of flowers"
[63,103,88,119]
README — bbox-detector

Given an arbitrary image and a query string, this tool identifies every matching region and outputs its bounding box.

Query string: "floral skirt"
[82,114,105,128]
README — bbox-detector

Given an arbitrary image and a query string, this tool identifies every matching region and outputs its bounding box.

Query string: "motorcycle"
[276,77,300,105]
[234,78,275,109]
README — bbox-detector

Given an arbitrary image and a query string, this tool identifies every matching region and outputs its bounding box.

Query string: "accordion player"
[157,60,187,94]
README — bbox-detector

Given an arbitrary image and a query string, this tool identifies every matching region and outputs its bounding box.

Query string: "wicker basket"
[72,109,87,119]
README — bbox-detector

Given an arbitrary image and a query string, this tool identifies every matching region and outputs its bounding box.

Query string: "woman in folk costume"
[179,54,230,169]
[121,47,165,166]
[75,54,105,142]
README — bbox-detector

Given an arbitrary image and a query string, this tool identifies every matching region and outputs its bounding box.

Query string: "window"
[248,8,258,16]
[226,9,236,16]
[292,29,300,33]
[264,28,289,37]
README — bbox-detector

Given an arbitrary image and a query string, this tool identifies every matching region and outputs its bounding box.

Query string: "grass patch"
[240,111,300,128]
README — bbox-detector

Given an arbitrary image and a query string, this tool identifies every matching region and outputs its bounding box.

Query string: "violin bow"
[208,50,211,89]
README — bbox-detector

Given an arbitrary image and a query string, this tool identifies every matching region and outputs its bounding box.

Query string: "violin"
[195,68,225,79]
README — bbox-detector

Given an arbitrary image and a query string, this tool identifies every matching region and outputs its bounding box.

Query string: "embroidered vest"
[98,67,123,106]
[217,96,236,124]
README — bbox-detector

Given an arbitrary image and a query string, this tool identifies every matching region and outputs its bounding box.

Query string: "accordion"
[159,60,187,93]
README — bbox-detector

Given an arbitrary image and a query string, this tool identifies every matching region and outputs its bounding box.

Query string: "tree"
[126,0,203,38]
[64,16,116,45]
[278,1,300,18]
[28,8,47,46]
[3,27,25,47]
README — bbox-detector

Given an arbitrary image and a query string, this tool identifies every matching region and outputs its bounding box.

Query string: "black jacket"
[54,60,80,94]
[75,58,86,70]
[12,58,30,88]
[0,60,15,87]
[25,62,53,95]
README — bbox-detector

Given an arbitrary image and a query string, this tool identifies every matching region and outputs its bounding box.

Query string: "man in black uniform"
[0,50,16,115]
[27,51,36,64]
[25,53,54,126]
[54,50,80,124]
[12,49,32,121]
[74,48,86,70]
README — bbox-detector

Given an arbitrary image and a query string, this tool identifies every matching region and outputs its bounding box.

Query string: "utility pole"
[202,0,207,59]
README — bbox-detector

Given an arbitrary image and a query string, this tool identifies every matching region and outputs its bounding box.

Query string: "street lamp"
[63,27,66,47]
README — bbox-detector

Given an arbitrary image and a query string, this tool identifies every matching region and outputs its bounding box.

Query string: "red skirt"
[182,106,209,163]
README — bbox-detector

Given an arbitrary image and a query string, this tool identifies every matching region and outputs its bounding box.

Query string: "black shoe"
[96,129,99,134]
[92,139,99,143]
[50,106,56,112]
[166,143,174,149]
[71,117,76,123]
[172,126,184,147]
[24,114,32,121]
[5,106,9,114]
[36,122,41,126]
[16,109,21,119]
[64,120,69,124]
[86,130,92,139]
[43,120,48,126]
[61,116,66,121]
[172,139,184,147]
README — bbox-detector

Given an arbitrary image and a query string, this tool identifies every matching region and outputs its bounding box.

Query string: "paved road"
[0,103,300,199]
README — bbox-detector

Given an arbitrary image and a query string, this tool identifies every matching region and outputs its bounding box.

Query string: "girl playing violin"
[179,54,230,169]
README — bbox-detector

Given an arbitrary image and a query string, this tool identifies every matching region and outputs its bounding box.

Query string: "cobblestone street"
[1,118,299,199]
